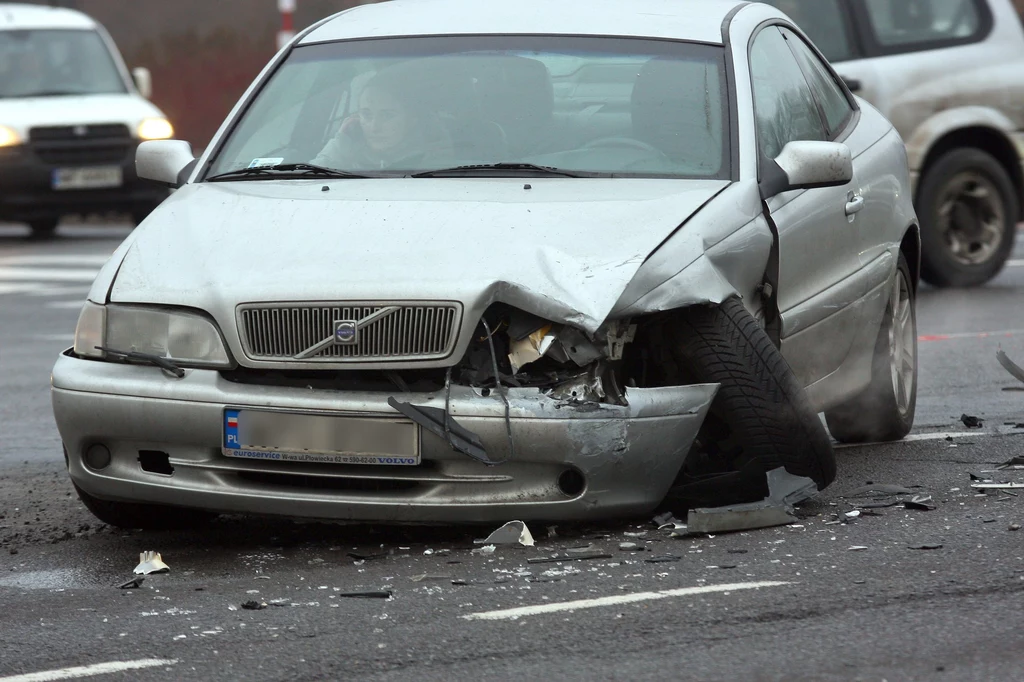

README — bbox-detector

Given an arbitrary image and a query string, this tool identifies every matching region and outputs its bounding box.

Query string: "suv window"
[780,27,854,135]
[750,26,827,160]
[758,0,856,62]
[863,0,985,47]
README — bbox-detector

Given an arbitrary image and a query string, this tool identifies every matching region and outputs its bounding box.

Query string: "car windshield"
[205,35,731,179]
[0,29,127,98]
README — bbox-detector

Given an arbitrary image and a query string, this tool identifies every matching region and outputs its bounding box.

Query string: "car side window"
[780,27,854,136]
[757,0,857,62]
[750,26,827,161]
[863,0,984,47]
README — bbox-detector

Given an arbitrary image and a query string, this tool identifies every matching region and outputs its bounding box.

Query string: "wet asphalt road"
[2,222,1024,681]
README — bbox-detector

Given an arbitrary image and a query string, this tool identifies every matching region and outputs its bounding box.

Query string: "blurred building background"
[19,0,380,148]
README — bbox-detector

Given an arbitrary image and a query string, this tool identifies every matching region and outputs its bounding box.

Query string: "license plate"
[222,408,420,466]
[52,166,123,191]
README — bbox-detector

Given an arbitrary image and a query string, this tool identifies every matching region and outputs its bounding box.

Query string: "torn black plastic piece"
[387,397,498,466]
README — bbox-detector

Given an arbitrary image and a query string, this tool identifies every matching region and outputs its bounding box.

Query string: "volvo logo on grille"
[293,306,402,359]
[334,320,358,345]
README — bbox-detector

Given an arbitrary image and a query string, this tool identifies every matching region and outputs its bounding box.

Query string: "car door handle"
[845,195,865,216]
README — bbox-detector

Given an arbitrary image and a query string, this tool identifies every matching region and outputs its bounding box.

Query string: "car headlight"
[74,302,231,367]
[0,125,22,147]
[137,118,174,140]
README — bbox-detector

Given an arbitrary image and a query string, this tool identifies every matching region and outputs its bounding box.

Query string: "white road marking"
[1006,259,1024,267]
[836,430,1024,449]
[0,659,178,682]
[462,581,791,621]
[0,267,98,282]
[0,255,110,267]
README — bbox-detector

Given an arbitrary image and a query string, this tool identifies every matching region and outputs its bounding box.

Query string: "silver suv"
[762,0,1024,287]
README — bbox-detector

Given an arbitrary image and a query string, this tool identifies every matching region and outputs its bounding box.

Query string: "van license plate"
[52,166,123,191]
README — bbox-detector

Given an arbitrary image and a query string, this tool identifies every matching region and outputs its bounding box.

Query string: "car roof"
[301,0,746,46]
[0,3,97,30]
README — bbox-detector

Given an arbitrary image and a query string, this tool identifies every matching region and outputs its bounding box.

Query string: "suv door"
[750,24,875,389]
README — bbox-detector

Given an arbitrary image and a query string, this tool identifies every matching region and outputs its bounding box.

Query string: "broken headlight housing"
[73,302,231,367]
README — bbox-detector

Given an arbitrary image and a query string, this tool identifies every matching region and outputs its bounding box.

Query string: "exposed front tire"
[27,218,59,240]
[73,482,217,530]
[825,252,917,443]
[919,148,1018,287]
[666,297,837,496]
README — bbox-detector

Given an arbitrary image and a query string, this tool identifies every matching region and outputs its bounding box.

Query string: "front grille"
[29,124,132,165]
[238,302,462,363]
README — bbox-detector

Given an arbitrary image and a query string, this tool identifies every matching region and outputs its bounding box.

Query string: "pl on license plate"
[222,408,421,466]
[52,166,123,191]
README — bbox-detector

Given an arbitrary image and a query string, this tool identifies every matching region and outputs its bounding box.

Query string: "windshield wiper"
[96,346,185,378]
[206,163,370,182]
[411,163,588,178]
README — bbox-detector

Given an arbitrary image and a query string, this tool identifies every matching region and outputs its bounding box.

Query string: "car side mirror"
[132,67,153,99]
[137,140,196,188]
[761,140,853,197]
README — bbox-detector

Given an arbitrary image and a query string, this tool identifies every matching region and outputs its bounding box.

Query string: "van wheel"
[919,148,1017,287]
[73,482,217,530]
[28,219,59,239]
[665,297,837,497]
[825,253,917,443]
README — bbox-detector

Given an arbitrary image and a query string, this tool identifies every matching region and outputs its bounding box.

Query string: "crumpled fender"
[611,181,771,317]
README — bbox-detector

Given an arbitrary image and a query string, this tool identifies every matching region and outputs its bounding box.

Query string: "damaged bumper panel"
[51,352,718,523]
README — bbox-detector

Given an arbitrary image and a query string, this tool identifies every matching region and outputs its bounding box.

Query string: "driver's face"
[357,86,410,152]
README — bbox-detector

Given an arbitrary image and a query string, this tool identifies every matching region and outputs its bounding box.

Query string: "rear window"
[757,0,857,62]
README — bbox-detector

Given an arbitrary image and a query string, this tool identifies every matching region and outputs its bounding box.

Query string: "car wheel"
[27,218,59,240]
[666,296,837,492]
[73,482,217,530]
[919,148,1018,287]
[825,252,917,443]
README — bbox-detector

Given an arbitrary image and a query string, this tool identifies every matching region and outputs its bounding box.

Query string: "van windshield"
[0,29,127,98]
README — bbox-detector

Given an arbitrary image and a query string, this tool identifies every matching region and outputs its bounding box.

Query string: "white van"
[0,3,173,238]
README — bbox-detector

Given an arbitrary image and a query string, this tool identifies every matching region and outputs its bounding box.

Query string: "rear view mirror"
[137,140,195,188]
[132,67,153,99]
[762,141,853,197]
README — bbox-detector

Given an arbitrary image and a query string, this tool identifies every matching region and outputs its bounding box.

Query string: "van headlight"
[137,118,174,140]
[0,125,22,147]
[74,302,231,367]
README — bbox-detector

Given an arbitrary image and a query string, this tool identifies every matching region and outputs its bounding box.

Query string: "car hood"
[110,178,728,333]
[0,93,164,137]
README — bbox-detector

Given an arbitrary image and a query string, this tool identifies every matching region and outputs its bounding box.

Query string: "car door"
[749,24,866,389]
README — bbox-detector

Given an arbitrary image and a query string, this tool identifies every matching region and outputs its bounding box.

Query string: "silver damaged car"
[51,0,921,528]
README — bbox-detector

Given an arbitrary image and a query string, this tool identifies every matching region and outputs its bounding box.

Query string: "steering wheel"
[581,136,664,155]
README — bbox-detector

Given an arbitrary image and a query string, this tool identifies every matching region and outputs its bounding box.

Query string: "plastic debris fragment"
[482,520,535,547]
[527,553,612,564]
[904,495,936,511]
[133,551,170,575]
[118,577,145,589]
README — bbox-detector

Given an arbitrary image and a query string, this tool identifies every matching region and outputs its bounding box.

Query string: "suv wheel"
[919,148,1018,287]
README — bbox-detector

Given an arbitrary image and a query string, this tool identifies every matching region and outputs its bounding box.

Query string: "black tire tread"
[669,297,836,488]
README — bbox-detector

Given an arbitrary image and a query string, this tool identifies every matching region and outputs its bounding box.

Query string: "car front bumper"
[51,351,718,523]
[0,144,168,223]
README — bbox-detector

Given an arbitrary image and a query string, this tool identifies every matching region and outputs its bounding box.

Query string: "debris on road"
[527,553,612,564]
[410,574,450,583]
[482,520,535,547]
[338,590,393,599]
[971,483,1024,490]
[619,542,639,551]
[1010,524,1021,531]
[347,552,388,562]
[996,350,1024,384]
[471,545,496,556]
[241,600,267,610]
[644,555,682,563]
[686,467,817,535]
[848,546,869,551]
[904,495,936,511]
[846,484,917,497]
[996,456,1024,470]
[567,544,597,554]
[133,551,170,575]
[653,512,685,530]
[908,543,943,550]
[961,414,984,429]
[118,577,144,589]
